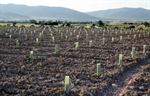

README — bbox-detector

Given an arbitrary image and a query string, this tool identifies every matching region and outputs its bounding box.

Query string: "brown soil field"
[0,25,150,95]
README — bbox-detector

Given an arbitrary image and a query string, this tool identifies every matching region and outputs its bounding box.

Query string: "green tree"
[144,22,149,27]
[13,22,17,26]
[30,20,37,24]
[65,22,71,26]
[98,20,104,27]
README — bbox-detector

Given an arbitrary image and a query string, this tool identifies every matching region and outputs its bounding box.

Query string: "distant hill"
[0,4,100,21]
[86,7,150,20]
[0,4,149,21]
[0,12,30,21]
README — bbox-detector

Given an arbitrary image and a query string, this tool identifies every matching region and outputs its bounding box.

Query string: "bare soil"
[0,25,150,96]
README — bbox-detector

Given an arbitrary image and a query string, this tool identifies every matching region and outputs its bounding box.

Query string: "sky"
[0,0,150,12]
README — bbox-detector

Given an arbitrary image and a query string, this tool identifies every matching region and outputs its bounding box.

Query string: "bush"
[144,22,149,27]
[97,20,104,27]
[13,22,17,26]
[126,26,135,29]
[66,22,71,26]
[30,20,37,24]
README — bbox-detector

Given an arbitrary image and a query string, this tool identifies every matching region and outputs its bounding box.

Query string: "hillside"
[86,7,150,20]
[0,4,99,21]
[0,4,149,21]
[0,12,30,21]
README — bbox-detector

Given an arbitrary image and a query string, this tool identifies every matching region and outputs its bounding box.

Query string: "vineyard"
[0,25,150,95]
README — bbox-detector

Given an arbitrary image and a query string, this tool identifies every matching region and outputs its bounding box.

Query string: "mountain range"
[86,7,150,20]
[0,4,150,21]
[0,4,99,21]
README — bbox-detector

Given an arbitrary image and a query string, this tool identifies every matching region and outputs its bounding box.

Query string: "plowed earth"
[0,25,150,96]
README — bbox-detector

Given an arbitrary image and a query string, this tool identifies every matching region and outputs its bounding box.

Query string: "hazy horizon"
[0,0,149,12]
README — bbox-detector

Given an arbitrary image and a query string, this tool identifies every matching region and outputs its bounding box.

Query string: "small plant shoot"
[75,42,79,50]
[86,34,88,38]
[131,47,136,58]
[36,38,39,45]
[39,33,42,38]
[64,76,70,93]
[128,35,130,40]
[119,54,123,66]
[139,34,141,38]
[77,35,79,40]
[5,33,8,37]
[9,35,11,41]
[16,39,19,47]
[97,63,101,77]
[55,45,59,54]
[143,45,146,53]
[102,38,105,45]
[120,36,122,41]
[112,37,114,42]
[30,51,34,60]
[89,40,93,47]
[134,34,136,39]
[52,36,55,43]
